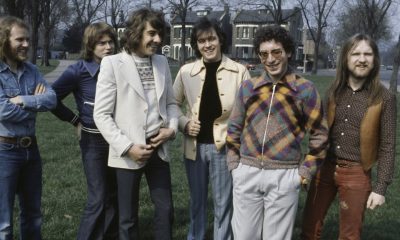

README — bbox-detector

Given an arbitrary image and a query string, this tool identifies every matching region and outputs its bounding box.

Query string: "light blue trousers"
[231,163,300,240]
[185,143,233,240]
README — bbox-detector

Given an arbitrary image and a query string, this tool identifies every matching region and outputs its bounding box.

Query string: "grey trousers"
[231,163,300,240]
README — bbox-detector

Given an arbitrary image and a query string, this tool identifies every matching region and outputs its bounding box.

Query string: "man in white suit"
[93,8,179,240]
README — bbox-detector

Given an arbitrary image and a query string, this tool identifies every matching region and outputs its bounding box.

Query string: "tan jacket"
[173,55,251,160]
[327,99,382,171]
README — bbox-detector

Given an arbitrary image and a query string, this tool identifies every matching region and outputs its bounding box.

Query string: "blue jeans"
[0,142,42,240]
[77,131,118,240]
[185,144,233,240]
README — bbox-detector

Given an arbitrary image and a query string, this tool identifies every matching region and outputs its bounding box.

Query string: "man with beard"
[301,34,397,240]
[226,25,328,239]
[93,8,179,240]
[0,16,56,239]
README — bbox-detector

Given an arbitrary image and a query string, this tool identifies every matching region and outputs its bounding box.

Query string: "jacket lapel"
[119,51,146,100]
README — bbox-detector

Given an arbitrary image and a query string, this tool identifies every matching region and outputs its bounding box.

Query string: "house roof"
[171,10,227,24]
[233,8,298,24]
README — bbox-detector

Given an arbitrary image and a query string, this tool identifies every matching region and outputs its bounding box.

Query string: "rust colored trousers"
[301,159,371,240]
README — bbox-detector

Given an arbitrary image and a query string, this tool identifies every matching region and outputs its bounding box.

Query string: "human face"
[93,35,115,63]
[136,22,162,57]
[258,40,291,82]
[5,25,29,65]
[347,40,374,80]
[196,28,222,63]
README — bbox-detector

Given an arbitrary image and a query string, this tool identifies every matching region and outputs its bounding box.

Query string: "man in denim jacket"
[0,16,56,240]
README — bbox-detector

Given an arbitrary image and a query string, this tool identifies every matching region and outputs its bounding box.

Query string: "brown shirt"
[329,86,396,195]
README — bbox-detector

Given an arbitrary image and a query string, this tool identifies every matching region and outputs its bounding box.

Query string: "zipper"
[261,83,277,162]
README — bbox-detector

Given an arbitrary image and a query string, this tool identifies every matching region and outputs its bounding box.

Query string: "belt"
[336,159,361,168]
[0,136,36,148]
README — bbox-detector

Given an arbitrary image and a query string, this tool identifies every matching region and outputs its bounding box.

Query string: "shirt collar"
[83,60,100,77]
[190,54,239,77]
[253,68,298,92]
[0,61,26,74]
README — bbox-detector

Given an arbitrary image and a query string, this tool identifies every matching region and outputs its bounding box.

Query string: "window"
[243,27,249,38]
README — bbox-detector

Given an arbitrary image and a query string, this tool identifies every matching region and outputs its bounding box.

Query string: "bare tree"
[2,0,26,18]
[389,33,399,94]
[41,0,69,66]
[104,0,128,30]
[167,0,201,66]
[297,0,337,74]
[71,0,106,27]
[25,0,42,64]
[335,0,393,42]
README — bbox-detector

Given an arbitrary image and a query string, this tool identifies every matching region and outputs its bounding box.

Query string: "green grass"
[37,59,60,75]
[21,68,399,239]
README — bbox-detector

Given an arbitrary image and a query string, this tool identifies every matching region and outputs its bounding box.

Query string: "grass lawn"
[28,67,400,239]
[37,59,60,75]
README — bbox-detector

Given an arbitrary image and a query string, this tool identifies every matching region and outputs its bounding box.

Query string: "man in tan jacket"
[173,17,250,240]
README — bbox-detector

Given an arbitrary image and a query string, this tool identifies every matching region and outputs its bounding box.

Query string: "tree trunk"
[389,34,400,94]
[41,28,51,66]
[312,40,320,74]
[179,23,187,66]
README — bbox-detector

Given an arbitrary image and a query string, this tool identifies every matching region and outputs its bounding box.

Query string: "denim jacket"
[0,61,57,137]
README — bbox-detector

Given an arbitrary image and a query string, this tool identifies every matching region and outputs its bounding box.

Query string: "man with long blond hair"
[301,34,397,240]
[51,22,119,240]
[0,16,56,239]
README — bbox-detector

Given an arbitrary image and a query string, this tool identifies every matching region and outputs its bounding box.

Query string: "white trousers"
[231,163,300,240]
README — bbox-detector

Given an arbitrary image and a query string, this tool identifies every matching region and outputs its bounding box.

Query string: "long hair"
[0,16,29,61]
[121,8,166,54]
[327,34,383,106]
[190,17,227,58]
[81,22,118,61]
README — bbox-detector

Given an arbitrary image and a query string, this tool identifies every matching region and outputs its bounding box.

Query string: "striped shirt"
[226,71,329,180]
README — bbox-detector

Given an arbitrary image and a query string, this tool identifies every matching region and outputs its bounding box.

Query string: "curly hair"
[190,17,227,58]
[0,16,29,61]
[81,22,118,61]
[121,8,166,54]
[253,25,294,59]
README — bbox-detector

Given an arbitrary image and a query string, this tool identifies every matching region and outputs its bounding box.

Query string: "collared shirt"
[0,61,57,137]
[52,60,100,131]
[226,70,329,180]
[330,86,396,195]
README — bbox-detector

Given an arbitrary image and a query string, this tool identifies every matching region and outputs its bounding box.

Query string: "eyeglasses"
[258,49,283,60]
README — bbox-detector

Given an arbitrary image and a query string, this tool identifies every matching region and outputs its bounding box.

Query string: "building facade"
[232,8,303,62]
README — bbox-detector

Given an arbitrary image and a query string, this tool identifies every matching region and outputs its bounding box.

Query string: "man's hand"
[300,176,310,191]
[149,128,175,148]
[366,192,385,210]
[9,96,23,105]
[127,144,154,163]
[185,120,201,137]
[34,83,46,95]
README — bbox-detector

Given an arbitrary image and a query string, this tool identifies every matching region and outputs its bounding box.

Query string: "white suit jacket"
[94,51,179,170]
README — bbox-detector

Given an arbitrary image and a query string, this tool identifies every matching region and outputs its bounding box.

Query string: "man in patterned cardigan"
[226,25,329,239]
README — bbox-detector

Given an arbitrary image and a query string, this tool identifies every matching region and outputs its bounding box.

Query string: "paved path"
[44,60,76,84]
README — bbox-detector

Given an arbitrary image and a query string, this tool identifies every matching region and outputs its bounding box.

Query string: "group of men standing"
[0,6,396,240]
